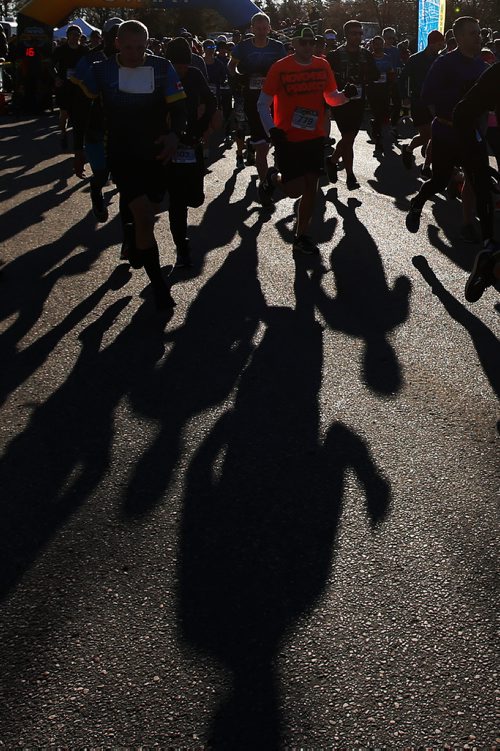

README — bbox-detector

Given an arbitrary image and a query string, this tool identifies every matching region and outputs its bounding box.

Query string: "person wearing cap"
[326,20,379,189]
[71,18,125,223]
[399,29,445,174]
[165,37,217,267]
[227,12,286,205]
[406,17,487,241]
[81,20,187,310]
[257,24,356,254]
[324,29,337,52]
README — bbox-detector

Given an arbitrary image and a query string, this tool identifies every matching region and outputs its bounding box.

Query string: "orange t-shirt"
[262,55,337,142]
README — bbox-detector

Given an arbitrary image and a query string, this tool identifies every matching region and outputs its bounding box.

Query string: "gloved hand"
[343,82,359,99]
[269,127,287,146]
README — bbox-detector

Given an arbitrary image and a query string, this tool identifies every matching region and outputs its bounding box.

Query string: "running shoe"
[90,185,109,223]
[406,198,422,233]
[258,167,278,206]
[401,146,414,170]
[464,248,496,302]
[346,173,360,190]
[293,235,319,255]
[175,243,192,268]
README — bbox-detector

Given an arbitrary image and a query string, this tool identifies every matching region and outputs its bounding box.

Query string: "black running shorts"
[275,137,325,184]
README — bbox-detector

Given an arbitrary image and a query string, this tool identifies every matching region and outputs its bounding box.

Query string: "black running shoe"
[464,249,496,302]
[90,186,109,223]
[406,198,422,233]
[293,235,319,255]
[175,243,192,268]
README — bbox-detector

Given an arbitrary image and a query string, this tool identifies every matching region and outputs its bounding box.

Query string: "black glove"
[343,82,359,100]
[269,127,287,146]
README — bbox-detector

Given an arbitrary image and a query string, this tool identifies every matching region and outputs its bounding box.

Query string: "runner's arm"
[324,89,349,107]
[257,90,275,135]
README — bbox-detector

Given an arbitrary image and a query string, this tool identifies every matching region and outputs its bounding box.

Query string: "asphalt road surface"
[0,113,498,749]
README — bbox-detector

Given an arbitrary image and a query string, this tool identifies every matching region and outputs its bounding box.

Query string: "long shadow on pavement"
[177,256,391,748]
[412,254,500,399]
[315,191,412,396]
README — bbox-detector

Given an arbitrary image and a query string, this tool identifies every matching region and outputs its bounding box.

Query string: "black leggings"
[168,195,188,247]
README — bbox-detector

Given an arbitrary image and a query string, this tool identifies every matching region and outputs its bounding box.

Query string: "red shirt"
[262,54,337,142]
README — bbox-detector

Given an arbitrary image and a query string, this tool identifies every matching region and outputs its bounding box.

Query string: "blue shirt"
[231,37,286,88]
[422,49,487,121]
[82,54,185,158]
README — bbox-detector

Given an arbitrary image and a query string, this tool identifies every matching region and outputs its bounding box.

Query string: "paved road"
[0,113,498,749]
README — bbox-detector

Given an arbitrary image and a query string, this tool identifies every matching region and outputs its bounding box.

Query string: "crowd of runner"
[2,12,499,309]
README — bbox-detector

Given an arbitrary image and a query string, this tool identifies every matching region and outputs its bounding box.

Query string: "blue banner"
[418,0,445,51]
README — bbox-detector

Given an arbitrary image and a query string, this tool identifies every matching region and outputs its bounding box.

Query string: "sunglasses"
[297,38,315,46]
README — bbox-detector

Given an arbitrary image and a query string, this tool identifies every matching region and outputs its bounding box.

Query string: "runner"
[227,12,286,205]
[367,36,393,152]
[81,20,187,310]
[382,27,403,138]
[453,62,500,300]
[399,30,445,175]
[52,24,86,150]
[258,25,356,254]
[71,18,124,222]
[165,36,217,268]
[326,20,379,189]
[406,17,487,240]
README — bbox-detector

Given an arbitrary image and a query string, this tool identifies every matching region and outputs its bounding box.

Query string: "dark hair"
[66,25,81,36]
[452,16,479,37]
[166,36,192,65]
[343,20,362,36]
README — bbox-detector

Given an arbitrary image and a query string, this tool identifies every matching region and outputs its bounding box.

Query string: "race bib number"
[118,66,154,94]
[172,146,197,164]
[249,76,265,90]
[291,107,319,131]
[375,72,387,84]
[66,68,76,79]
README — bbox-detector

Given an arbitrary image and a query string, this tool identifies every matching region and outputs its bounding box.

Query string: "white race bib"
[375,72,387,84]
[291,107,319,131]
[118,66,155,94]
[249,75,265,90]
[172,146,197,164]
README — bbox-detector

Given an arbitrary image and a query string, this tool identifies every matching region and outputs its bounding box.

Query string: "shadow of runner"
[123,215,267,517]
[0,295,174,601]
[412,255,500,399]
[177,258,391,749]
[0,215,124,405]
[315,191,412,395]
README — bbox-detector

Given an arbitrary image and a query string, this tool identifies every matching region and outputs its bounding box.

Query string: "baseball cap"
[103,17,123,34]
[292,25,315,40]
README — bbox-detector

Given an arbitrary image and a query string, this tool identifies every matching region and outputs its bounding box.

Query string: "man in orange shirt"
[258,25,356,254]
